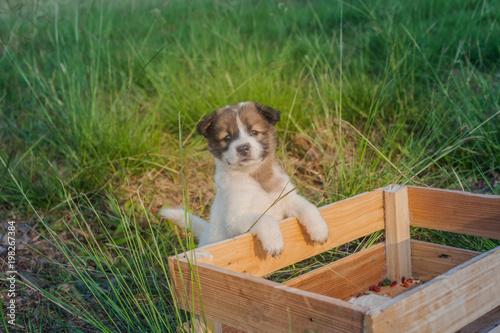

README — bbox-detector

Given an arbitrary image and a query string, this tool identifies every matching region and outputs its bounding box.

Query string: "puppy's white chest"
[215,169,291,220]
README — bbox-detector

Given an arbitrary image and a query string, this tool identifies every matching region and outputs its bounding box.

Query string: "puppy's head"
[197,102,280,170]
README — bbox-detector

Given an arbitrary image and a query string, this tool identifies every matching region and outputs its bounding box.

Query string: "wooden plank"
[411,240,480,281]
[408,187,500,239]
[283,243,386,300]
[221,324,245,333]
[384,185,412,282]
[169,257,366,333]
[185,189,384,277]
[457,305,500,333]
[365,246,500,333]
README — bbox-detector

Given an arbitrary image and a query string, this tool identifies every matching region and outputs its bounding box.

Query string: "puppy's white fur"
[161,102,329,257]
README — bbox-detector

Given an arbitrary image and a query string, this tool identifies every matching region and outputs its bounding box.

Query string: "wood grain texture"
[365,246,500,333]
[411,240,480,281]
[384,186,412,281]
[189,189,385,277]
[408,187,500,239]
[221,324,245,333]
[169,258,366,333]
[283,243,386,300]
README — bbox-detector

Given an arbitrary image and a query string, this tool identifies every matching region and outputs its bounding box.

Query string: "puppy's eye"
[250,130,258,136]
[223,135,231,142]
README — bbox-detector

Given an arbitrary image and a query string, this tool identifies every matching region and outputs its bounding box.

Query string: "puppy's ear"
[196,111,217,138]
[255,103,281,125]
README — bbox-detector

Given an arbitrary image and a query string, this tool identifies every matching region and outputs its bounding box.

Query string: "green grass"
[1,0,499,331]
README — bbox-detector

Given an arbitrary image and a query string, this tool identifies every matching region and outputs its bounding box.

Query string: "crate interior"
[281,239,481,302]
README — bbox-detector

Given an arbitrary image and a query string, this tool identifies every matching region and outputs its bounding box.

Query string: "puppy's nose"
[236,144,250,156]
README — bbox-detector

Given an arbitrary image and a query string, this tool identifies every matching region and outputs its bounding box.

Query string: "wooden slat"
[168,257,366,333]
[221,324,245,333]
[283,243,386,300]
[411,240,480,281]
[457,305,500,333]
[365,246,500,333]
[184,189,385,277]
[408,187,500,239]
[384,185,412,281]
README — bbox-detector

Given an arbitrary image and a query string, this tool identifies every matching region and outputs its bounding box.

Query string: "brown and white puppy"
[161,102,329,257]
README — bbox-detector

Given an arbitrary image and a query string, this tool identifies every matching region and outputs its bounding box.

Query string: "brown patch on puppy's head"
[254,103,281,125]
[197,107,238,161]
[238,103,280,161]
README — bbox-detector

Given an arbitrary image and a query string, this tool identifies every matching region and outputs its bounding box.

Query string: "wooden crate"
[168,185,500,332]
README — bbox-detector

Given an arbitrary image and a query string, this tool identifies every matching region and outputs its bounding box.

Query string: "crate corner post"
[383,184,412,282]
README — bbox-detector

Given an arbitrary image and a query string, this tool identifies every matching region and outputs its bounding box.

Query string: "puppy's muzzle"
[236,143,250,157]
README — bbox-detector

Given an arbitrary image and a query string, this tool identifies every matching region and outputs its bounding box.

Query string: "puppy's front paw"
[253,219,285,258]
[296,204,330,244]
[307,219,329,244]
[261,236,285,258]
[291,197,330,245]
